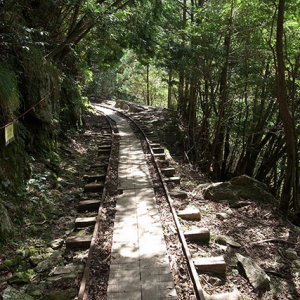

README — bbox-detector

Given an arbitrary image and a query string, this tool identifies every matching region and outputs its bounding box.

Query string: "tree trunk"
[167,70,172,108]
[276,0,299,213]
[207,1,233,173]
[146,64,150,105]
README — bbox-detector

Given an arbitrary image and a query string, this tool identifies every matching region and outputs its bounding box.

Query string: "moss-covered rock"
[41,288,78,300]
[26,282,47,297]
[8,271,31,284]
[2,286,34,300]
[204,175,276,203]
[3,256,23,269]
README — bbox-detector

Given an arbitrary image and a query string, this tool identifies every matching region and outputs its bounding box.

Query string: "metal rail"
[78,110,116,300]
[98,103,206,300]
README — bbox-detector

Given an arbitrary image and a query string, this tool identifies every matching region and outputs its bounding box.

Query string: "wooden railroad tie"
[164,177,180,184]
[66,235,92,249]
[161,167,175,177]
[98,145,111,150]
[152,147,164,154]
[75,217,97,228]
[83,173,106,182]
[177,207,201,221]
[150,143,160,147]
[90,163,108,169]
[78,200,101,212]
[154,153,166,160]
[148,137,160,143]
[84,182,104,193]
[184,228,210,242]
[158,160,170,167]
[193,256,226,274]
[98,148,111,155]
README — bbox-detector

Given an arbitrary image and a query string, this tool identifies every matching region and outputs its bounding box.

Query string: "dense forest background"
[0,0,299,228]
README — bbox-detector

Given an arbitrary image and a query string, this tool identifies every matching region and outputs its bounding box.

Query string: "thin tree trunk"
[167,70,172,108]
[146,64,150,106]
[276,0,299,213]
[207,0,233,173]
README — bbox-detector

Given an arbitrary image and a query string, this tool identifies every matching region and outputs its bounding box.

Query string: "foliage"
[116,50,169,106]
[0,63,19,118]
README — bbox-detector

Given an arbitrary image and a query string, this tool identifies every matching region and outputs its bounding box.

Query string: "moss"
[4,255,23,269]
[41,288,78,300]
[8,271,31,284]
[0,63,20,117]
[0,128,31,193]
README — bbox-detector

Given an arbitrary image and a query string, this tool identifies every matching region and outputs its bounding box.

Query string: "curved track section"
[77,102,239,300]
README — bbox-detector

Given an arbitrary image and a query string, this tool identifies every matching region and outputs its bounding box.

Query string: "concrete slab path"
[96,106,177,300]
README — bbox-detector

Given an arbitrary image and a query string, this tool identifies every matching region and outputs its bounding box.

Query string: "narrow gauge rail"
[98,104,204,300]
[75,111,117,300]
[77,102,238,300]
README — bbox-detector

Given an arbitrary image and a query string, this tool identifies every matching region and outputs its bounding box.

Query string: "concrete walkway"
[96,106,177,300]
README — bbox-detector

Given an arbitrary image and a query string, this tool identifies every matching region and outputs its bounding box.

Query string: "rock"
[41,288,78,300]
[46,273,77,287]
[45,247,55,254]
[8,271,31,284]
[215,235,227,246]
[29,255,44,267]
[35,260,53,273]
[285,248,298,260]
[23,248,31,259]
[209,277,223,286]
[215,235,241,248]
[34,251,63,273]
[73,250,89,263]
[204,175,276,203]
[0,203,12,236]
[26,283,47,297]
[226,239,241,248]
[215,244,227,253]
[2,286,34,300]
[50,265,84,276]
[216,213,229,220]
[236,253,270,291]
[50,238,64,250]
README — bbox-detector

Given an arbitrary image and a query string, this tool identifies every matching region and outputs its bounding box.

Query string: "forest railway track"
[61,111,117,300]
[90,102,239,300]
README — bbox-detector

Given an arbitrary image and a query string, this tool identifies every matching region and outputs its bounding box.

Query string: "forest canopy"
[0,0,299,216]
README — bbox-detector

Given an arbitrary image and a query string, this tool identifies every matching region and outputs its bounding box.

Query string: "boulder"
[34,250,63,273]
[2,286,34,300]
[41,288,78,300]
[29,255,44,267]
[236,253,270,291]
[26,283,47,297]
[204,175,276,203]
[46,273,77,287]
[8,271,31,285]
